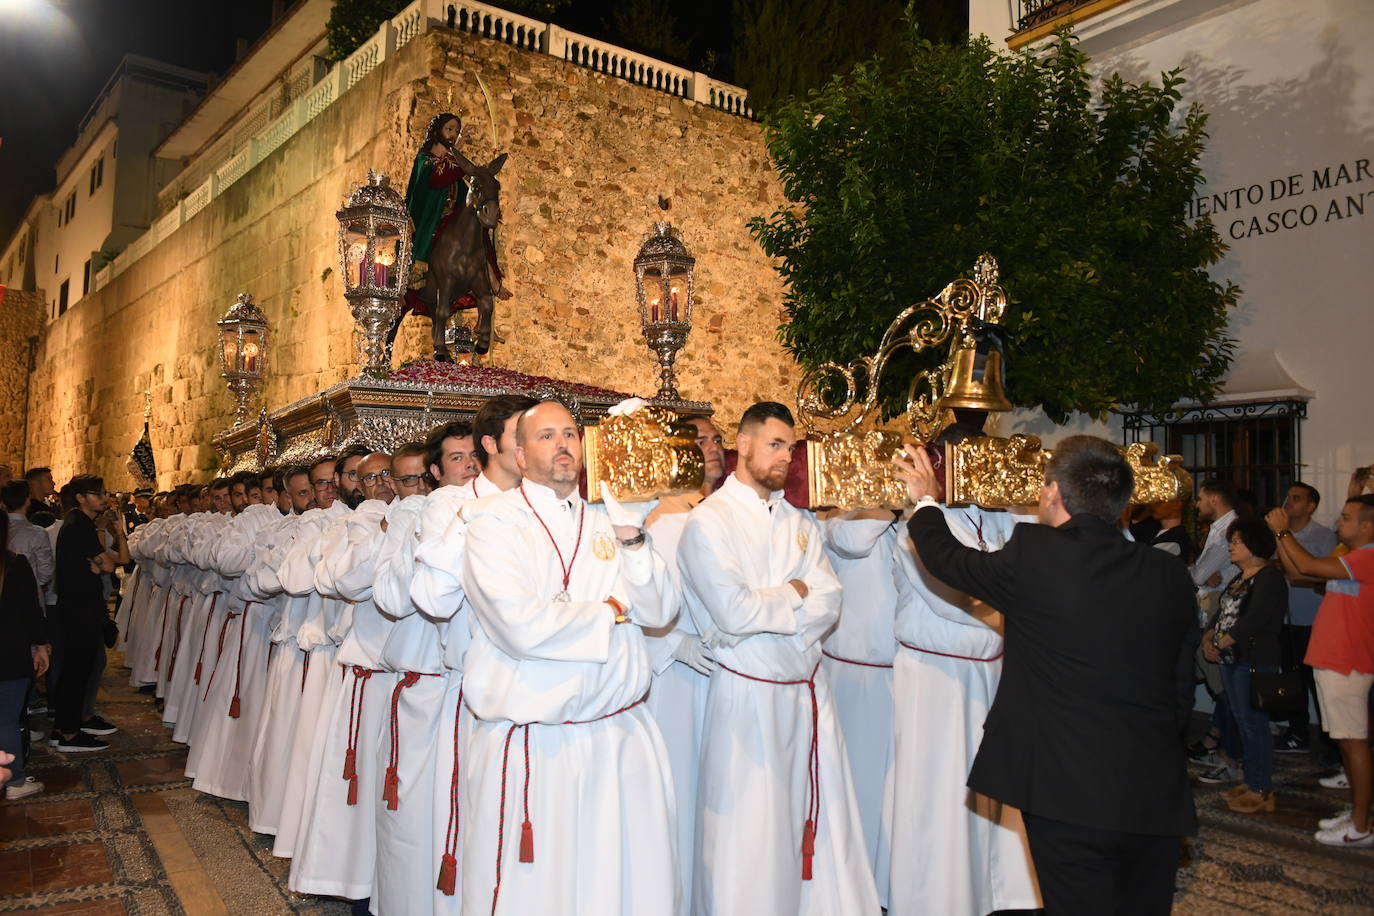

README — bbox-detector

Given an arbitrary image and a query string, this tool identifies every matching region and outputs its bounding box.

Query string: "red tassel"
[437,853,457,895]
[801,819,815,881]
[228,696,241,719]
[383,768,400,810]
[518,820,534,863]
[194,662,203,683]
[347,776,359,806]
[343,749,357,781]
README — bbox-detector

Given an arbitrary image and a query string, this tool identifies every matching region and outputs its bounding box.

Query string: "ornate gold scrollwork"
[583,407,705,503]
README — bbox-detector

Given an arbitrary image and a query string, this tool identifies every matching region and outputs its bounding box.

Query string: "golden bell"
[937,344,1012,414]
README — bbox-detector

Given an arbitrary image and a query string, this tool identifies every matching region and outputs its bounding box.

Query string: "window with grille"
[1120,400,1306,511]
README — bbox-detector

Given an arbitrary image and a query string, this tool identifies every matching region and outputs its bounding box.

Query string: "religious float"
[212,169,1188,509]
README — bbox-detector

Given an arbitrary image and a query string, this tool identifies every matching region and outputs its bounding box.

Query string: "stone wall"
[0,289,45,467]
[24,28,795,487]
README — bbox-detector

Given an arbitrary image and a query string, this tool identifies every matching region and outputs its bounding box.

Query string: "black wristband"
[617,530,646,547]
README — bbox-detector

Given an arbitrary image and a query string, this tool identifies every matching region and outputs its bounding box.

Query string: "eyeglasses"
[392,474,425,486]
[341,469,359,480]
[312,479,335,490]
[360,470,393,484]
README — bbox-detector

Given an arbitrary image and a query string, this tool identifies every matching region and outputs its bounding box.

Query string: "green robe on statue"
[405,150,465,264]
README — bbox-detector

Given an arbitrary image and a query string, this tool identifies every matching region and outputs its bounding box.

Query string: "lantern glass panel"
[240,328,263,375]
[373,222,403,292]
[344,223,369,290]
[641,264,666,322]
[221,327,240,374]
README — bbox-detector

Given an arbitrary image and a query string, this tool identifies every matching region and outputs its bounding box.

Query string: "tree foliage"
[749,24,1237,423]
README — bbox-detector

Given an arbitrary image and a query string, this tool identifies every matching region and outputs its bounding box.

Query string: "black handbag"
[1249,633,1303,718]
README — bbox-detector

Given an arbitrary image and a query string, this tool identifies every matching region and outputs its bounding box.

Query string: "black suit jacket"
[909,507,1200,837]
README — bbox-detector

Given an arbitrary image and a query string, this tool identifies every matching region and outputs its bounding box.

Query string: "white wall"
[972,0,1374,524]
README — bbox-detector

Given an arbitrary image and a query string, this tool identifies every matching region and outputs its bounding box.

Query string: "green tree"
[750,25,1237,424]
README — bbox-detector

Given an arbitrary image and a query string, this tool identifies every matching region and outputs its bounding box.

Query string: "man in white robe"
[162,495,233,729]
[888,501,1041,915]
[818,508,900,905]
[408,395,535,913]
[122,512,167,686]
[361,418,483,916]
[643,414,724,916]
[185,470,308,798]
[291,446,428,901]
[460,400,679,915]
[679,401,879,915]
[248,455,350,836]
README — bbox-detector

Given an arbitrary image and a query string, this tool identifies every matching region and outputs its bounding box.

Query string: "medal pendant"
[554,590,571,602]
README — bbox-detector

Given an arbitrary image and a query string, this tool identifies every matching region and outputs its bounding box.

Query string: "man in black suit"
[893,435,1199,915]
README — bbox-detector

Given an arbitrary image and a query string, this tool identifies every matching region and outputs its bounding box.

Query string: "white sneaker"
[1319,769,1350,789]
[1314,822,1374,848]
[5,777,44,800]
[1318,806,1353,831]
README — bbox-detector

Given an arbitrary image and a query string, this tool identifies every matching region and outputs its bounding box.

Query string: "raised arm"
[906,506,1021,612]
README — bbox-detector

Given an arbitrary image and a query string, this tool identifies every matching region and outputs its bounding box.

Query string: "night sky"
[0,0,738,245]
[0,0,278,242]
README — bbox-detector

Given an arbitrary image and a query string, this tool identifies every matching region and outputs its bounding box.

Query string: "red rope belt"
[203,610,240,702]
[437,683,465,896]
[821,648,894,669]
[152,589,173,671]
[383,671,442,810]
[164,595,191,680]
[300,648,311,693]
[490,695,648,915]
[193,593,220,684]
[228,601,260,719]
[898,640,1003,663]
[342,665,383,806]
[718,660,822,881]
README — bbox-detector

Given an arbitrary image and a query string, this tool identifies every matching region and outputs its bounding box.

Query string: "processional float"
[213,169,1186,509]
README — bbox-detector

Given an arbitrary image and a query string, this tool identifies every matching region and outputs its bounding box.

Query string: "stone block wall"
[22,28,798,488]
[0,289,45,468]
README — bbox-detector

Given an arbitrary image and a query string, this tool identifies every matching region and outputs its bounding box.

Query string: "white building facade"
[973,0,1373,520]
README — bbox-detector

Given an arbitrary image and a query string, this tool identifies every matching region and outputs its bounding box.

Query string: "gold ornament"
[805,431,909,510]
[797,531,809,553]
[593,534,616,562]
[584,407,705,503]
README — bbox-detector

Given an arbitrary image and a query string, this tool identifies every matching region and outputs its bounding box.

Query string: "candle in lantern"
[670,286,680,321]
[242,341,259,373]
[651,297,660,323]
[375,250,395,288]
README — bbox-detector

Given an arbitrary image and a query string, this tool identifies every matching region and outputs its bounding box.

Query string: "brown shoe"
[1225,789,1276,813]
[1223,784,1249,799]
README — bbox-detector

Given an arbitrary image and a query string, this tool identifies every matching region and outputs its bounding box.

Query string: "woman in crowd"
[1203,519,1287,813]
[0,512,51,800]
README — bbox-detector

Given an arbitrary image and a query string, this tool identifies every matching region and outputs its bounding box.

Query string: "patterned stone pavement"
[1,653,1370,913]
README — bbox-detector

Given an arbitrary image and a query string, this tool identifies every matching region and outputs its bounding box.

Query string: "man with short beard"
[458,400,677,914]
[293,445,428,901]
[335,445,370,509]
[260,470,279,511]
[643,414,725,913]
[680,402,878,914]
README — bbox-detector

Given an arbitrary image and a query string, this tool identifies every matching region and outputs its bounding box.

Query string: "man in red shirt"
[1267,494,1374,848]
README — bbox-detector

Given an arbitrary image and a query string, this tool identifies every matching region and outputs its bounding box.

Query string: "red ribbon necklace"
[520,484,585,601]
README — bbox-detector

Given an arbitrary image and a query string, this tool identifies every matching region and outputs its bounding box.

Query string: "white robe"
[162,512,231,726]
[886,506,1040,916]
[679,474,879,916]
[819,515,899,907]
[249,501,350,839]
[186,504,288,800]
[460,481,680,916]
[121,519,163,685]
[644,495,710,916]
[291,497,410,899]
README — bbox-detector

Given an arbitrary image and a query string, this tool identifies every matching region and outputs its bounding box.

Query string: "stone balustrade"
[93,0,754,298]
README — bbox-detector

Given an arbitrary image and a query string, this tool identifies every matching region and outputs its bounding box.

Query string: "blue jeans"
[1220,662,1277,792]
[0,678,29,788]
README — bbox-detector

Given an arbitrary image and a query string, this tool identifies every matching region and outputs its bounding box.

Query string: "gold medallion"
[593,534,616,561]
[796,532,809,553]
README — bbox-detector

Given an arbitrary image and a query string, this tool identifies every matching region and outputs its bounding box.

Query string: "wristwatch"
[1276,529,1293,540]
[617,529,646,548]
